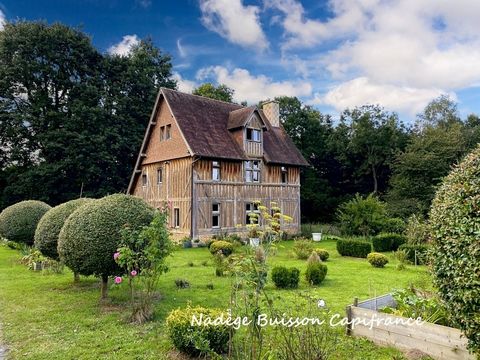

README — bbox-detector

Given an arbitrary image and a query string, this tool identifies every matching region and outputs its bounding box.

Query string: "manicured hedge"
[0,200,51,245]
[305,263,327,285]
[429,146,480,352]
[398,244,430,265]
[314,248,330,261]
[58,194,154,281]
[34,198,93,260]
[372,233,406,252]
[271,266,300,289]
[336,239,371,258]
[166,306,231,356]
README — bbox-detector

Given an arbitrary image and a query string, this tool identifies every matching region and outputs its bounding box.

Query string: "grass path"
[0,240,430,359]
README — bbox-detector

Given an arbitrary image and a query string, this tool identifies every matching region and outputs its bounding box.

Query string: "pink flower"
[114,276,122,284]
[130,270,137,277]
[113,252,120,260]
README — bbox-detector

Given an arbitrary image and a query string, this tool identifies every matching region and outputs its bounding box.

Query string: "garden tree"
[387,96,480,218]
[335,105,408,194]
[0,21,176,209]
[275,96,339,221]
[58,194,154,299]
[0,200,51,244]
[429,146,480,353]
[192,83,234,102]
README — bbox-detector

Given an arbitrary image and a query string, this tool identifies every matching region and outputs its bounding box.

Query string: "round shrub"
[34,198,93,260]
[336,239,371,258]
[429,147,480,353]
[292,239,314,259]
[314,248,330,261]
[271,266,300,289]
[209,240,234,256]
[58,194,154,287]
[166,305,231,356]
[0,200,51,245]
[305,263,327,285]
[367,252,389,268]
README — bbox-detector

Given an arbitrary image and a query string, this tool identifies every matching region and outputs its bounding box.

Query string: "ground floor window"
[245,202,260,224]
[174,208,180,228]
[212,203,220,228]
[142,173,147,186]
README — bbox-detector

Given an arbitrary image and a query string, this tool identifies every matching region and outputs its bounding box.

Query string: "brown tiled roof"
[161,88,309,166]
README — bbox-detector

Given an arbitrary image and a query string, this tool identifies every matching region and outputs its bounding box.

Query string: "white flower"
[317,299,326,308]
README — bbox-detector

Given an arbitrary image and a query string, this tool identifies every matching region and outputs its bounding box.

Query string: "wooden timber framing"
[128,88,309,240]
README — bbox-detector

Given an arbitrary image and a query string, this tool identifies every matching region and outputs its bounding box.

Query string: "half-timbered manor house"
[128,88,309,239]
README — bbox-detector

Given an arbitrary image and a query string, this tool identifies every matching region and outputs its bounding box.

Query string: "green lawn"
[0,239,430,359]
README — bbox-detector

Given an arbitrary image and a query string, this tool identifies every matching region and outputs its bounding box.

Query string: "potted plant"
[192,239,200,248]
[247,223,261,247]
[312,232,322,242]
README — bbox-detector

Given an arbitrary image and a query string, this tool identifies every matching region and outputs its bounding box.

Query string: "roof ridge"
[161,87,245,108]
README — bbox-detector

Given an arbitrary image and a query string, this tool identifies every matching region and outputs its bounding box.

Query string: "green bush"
[271,266,300,289]
[34,198,93,260]
[336,239,371,258]
[398,244,430,265]
[336,194,388,236]
[305,263,327,285]
[382,217,406,234]
[0,200,51,245]
[314,248,330,261]
[166,306,231,356]
[372,233,406,252]
[58,194,154,288]
[429,146,480,353]
[367,252,389,268]
[405,214,429,245]
[209,240,234,256]
[292,239,314,259]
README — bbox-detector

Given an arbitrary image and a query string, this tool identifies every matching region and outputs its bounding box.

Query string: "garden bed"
[346,295,474,360]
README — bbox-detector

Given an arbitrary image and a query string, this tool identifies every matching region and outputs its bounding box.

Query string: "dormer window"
[246,128,261,142]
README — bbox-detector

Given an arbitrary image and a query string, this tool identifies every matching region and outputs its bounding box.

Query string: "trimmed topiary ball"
[367,252,389,268]
[429,147,480,353]
[58,194,154,298]
[305,263,327,285]
[34,198,93,260]
[209,240,234,256]
[0,200,51,245]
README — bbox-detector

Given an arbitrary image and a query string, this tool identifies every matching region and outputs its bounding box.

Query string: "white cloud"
[312,77,452,116]
[172,72,198,94]
[199,0,268,50]
[108,35,140,56]
[136,0,151,8]
[0,10,6,30]
[196,65,312,103]
[268,0,480,116]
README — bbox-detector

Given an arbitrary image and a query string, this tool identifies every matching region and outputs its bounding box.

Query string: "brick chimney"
[262,100,280,127]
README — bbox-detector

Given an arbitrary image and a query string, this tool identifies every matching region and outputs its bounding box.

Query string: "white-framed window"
[246,128,261,142]
[212,161,220,181]
[174,208,180,228]
[245,160,261,183]
[245,202,260,225]
[157,167,163,184]
[142,173,147,186]
[212,203,220,228]
[281,166,288,184]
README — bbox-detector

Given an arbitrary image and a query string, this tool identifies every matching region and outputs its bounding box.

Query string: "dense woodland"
[1,21,480,223]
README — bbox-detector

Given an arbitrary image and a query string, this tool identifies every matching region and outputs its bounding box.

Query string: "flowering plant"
[114,209,173,323]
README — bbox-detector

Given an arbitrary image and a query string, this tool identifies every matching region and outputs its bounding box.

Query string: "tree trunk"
[100,275,109,300]
[73,272,80,283]
[372,164,378,193]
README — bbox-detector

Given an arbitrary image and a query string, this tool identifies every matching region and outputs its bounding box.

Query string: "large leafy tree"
[192,83,234,102]
[0,22,176,208]
[387,96,480,217]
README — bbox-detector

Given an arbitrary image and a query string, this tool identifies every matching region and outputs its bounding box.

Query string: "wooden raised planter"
[346,294,475,360]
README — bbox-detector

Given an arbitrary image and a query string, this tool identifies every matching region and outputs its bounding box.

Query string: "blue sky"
[1,0,480,122]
